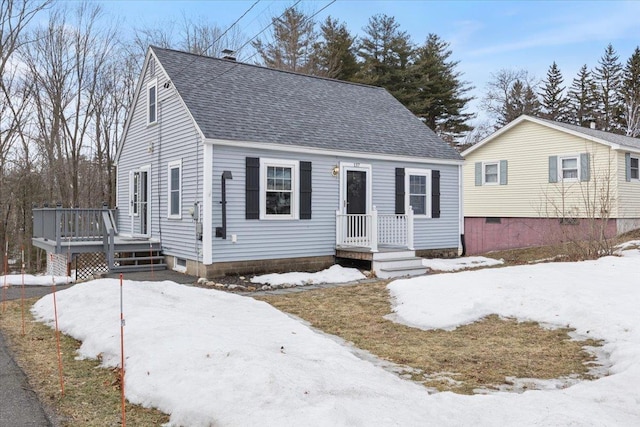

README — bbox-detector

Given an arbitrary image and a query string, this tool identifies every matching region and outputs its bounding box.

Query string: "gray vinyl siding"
[211,146,338,263]
[116,54,203,261]
[210,145,460,263]
[373,161,460,250]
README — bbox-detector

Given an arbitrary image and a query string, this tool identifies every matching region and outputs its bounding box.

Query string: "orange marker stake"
[21,247,25,335]
[149,242,154,280]
[1,242,8,313]
[120,273,126,426]
[52,276,65,396]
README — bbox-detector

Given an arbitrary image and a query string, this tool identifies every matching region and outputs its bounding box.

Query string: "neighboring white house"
[112,46,464,278]
[462,115,640,254]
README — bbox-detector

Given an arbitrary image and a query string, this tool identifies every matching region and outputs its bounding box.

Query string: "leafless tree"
[24,2,117,207]
[481,69,540,127]
[0,0,51,269]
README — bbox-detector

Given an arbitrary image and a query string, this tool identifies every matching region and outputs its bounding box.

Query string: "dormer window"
[147,79,157,125]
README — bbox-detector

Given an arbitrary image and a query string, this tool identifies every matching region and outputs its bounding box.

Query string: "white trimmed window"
[405,168,431,217]
[147,79,157,125]
[168,160,182,219]
[260,158,299,219]
[173,257,187,273]
[560,155,579,181]
[483,162,499,184]
[631,156,639,180]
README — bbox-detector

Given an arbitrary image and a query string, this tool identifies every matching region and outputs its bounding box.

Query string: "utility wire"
[185,0,335,92]
[167,0,262,78]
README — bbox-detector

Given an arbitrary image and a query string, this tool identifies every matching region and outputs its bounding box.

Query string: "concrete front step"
[371,249,417,261]
[372,256,427,279]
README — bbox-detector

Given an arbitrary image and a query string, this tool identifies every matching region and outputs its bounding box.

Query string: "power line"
[168,0,262,78]
[186,0,335,92]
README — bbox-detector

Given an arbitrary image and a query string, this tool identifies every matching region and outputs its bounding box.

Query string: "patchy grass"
[257,281,602,395]
[0,298,169,426]
[483,228,640,267]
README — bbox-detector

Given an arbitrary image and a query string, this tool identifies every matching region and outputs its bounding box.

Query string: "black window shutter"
[431,170,441,218]
[245,157,260,219]
[300,161,312,220]
[395,168,405,214]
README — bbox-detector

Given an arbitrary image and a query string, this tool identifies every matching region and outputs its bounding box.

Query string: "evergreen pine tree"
[568,64,598,127]
[407,33,474,141]
[539,61,569,122]
[621,46,640,137]
[354,14,413,95]
[503,80,541,124]
[593,44,623,132]
[311,17,358,80]
[252,7,317,74]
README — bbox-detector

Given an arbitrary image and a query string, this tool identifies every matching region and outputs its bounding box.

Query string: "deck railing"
[336,206,414,252]
[32,207,118,258]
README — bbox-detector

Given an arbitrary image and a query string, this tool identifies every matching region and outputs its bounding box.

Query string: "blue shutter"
[499,160,508,185]
[625,152,631,182]
[475,162,482,186]
[395,168,405,214]
[580,153,590,182]
[299,161,312,219]
[549,156,558,183]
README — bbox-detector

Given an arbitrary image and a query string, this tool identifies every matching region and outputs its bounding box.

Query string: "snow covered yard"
[30,249,640,426]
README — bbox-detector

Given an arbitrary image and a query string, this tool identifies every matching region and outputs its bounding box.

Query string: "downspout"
[202,142,213,265]
[459,163,465,256]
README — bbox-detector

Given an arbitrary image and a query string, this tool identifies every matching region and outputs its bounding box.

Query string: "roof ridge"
[150,45,386,91]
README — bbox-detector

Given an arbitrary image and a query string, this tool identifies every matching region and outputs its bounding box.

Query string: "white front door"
[129,167,151,237]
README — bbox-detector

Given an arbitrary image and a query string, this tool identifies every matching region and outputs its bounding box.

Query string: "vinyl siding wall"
[616,150,640,220]
[116,54,203,261]
[210,144,460,263]
[464,121,619,218]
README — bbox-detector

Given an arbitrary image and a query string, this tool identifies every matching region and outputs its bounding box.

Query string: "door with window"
[340,163,371,243]
[130,168,150,237]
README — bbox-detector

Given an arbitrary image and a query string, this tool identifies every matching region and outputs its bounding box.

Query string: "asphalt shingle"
[152,47,462,161]
[537,117,640,150]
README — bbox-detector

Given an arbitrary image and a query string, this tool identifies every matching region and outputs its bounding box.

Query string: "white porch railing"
[336,206,414,252]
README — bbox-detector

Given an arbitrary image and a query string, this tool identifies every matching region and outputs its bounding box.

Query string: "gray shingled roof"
[151,47,461,161]
[537,117,640,150]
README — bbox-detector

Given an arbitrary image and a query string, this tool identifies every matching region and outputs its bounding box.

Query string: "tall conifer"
[621,47,640,137]
[539,62,569,122]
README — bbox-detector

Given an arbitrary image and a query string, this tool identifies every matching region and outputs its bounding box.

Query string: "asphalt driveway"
[0,284,73,427]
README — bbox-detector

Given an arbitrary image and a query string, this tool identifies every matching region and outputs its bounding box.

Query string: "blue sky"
[101,0,640,124]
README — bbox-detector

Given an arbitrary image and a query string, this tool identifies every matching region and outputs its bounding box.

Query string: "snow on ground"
[251,264,365,286]
[422,256,504,272]
[31,249,640,426]
[1,274,72,286]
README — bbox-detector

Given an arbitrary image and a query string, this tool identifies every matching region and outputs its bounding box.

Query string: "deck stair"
[371,249,427,279]
[111,240,166,273]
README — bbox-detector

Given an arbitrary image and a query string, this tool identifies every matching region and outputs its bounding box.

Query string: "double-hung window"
[405,168,431,217]
[260,158,299,219]
[483,162,499,184]
[631,156,639,180]
[560,156,579,180]
[147,79,157,125]
[168,160,182,219]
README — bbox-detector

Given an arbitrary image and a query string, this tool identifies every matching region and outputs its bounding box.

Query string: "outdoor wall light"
[331,165,339,177]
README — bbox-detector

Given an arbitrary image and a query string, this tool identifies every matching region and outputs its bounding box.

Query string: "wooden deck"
[32,236,161,254]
